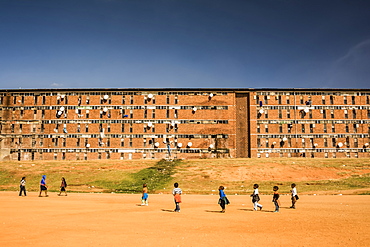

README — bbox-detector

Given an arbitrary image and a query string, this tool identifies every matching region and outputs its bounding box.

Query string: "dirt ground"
[1,192,369,247]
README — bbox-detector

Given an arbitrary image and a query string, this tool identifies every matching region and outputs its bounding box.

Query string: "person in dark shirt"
[272,186,280,213]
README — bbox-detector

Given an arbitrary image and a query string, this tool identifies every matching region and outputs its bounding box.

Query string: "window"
[265,124,268,133]
[286,96,290,105]
[301,124,305,133]
[324,138,328,147]
[287,109,290,119]
[322,96,326,104]
[331,124,335,133]
[152,110,155,118]
[332,138,336,147]
[166,96,170,104]
[278,95,282,104]
[257,124,260,133]
[344,110,348,119]
[174,95,178,104]
[121,139,125,147]
[345,124,349,133]
[343,96,347,104]
[352,109,356,119]
[352,96,355,104]
[323,123,327,133]
[322,109,326,119]
[287,123,292,133]
[279,124,283,133]
[331,110,334,119]
[330,95,334,104]
[278,109,282,119]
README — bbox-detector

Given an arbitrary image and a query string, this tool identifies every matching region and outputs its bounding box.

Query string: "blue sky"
[0,0,369,89]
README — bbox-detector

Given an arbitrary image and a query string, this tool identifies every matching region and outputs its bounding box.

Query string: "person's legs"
[274,201,279,212]
[220,199,225,212]
[291,197,296,208]
[175,202,180,212]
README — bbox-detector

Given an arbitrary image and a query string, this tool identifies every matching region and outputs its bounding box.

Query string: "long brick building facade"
[0,88,369,161]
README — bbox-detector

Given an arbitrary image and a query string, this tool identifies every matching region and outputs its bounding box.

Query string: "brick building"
[0,88,369,161]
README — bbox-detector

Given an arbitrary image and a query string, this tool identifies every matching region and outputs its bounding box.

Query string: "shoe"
[273,211,279,213]
[259,206,263,211]
[290,206,295,209]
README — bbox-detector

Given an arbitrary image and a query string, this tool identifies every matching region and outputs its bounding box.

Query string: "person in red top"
[58,177,67,196]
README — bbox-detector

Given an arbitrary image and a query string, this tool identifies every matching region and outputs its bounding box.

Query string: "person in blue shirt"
[218,186,230,213]
[38,175,48,197]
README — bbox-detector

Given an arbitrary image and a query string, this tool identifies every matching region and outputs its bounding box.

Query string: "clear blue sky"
[1,0,369,89]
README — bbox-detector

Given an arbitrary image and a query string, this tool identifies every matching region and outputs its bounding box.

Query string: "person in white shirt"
[172,182,182,212]
[290,183,298,209]
[19,177,26,196]
[250,184,263,211]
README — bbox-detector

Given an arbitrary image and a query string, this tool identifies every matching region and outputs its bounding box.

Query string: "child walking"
[172,182,182,212]
[58,177,67,196]
[290,183,299,209]
[272,186,280,213]
[39,175,48,197]
[19,177,27,196]
[141,183,149,206]
[218,186,230,213]
[250,184,263,211]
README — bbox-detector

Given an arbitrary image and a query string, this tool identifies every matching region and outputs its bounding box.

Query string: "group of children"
[219,183,299,213]
[18,175,68,197]
[141,182,298,213]
[20,177,298,213]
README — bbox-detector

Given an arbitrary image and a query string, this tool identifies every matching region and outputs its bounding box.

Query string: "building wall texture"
[0,88,369,161]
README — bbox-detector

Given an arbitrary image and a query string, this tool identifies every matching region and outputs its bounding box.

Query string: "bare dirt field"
[1,192,369,247]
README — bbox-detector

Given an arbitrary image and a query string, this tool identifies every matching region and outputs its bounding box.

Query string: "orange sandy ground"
[1,192,369,247]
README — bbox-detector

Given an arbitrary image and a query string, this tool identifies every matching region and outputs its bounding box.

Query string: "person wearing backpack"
[58,177,68,196]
